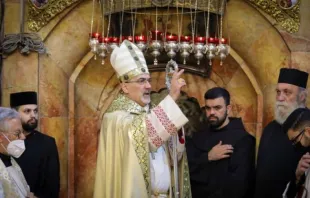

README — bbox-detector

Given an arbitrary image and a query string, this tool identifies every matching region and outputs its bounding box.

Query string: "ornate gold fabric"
[248,0,300,33]
[95,93,191,198]
[107,94,151,193]
[106,94,147,114]
[131,114,151,194]
[119,67,149,82]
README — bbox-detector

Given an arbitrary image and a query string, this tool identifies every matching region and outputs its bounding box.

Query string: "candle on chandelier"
[98,37,111,43]
[110,37,120,43]
[194,36,206,43]
[207,37,219,44]
[220,38,228,44]
[180,36,192,42]
[151,30,162,40]
[166,35,178,42]
[124,36,134,42]
[90,32,100,38]
[135,35,147,42]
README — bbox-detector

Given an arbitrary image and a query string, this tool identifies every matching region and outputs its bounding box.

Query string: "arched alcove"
[68,46,262,197]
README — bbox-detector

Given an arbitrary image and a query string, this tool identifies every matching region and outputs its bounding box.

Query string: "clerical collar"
[0,153,12,167]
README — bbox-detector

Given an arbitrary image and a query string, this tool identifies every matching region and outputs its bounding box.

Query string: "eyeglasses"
[290,111,306,145]
[125,78,152,85]
[9,131,23,139]
[291,129,305,145]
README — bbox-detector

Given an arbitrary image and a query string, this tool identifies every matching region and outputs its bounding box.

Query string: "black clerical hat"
[278,68,308,88]
[10,91,37,107]
[283,108,310,133]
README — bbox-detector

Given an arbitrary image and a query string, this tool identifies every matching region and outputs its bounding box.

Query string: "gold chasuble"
[94,94,192,198]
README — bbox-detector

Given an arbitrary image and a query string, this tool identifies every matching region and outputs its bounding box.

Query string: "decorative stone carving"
[247,0,300,33]
[27,0,80,32]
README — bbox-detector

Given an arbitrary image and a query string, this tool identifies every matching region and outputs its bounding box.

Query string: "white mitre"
[110,40,149,82]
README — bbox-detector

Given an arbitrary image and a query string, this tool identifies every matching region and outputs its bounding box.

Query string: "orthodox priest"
[10,91,60,198]
[254,68,309,198]
[94,40,191,198]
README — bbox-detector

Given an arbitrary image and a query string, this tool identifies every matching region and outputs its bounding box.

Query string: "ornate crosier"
[165,59,180,198]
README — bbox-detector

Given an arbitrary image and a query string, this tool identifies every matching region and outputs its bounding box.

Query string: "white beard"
[274,100,300,124]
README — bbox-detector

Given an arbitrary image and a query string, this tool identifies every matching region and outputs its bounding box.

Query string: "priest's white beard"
[274,100,300,124]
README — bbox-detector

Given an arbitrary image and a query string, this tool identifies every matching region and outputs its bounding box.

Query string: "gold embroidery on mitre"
[118,40,149,82]
[119,67,149,82]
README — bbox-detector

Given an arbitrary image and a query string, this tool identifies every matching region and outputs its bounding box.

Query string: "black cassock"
[186,118,256,198]
[254,121,307,198]
[15,130,60,198]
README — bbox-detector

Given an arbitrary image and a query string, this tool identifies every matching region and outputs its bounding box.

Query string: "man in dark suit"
[10,91,60,198]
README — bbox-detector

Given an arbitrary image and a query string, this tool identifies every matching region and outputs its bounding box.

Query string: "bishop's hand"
[169,68,186,101]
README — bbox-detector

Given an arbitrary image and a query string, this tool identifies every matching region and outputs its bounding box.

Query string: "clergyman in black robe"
[254,68,309,198]
[186,87,256,198]
[10,91,60,198]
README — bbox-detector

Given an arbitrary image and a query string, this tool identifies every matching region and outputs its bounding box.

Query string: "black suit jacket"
[15,130,60,198]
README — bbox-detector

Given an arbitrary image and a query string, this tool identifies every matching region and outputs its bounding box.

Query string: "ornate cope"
[106,94,152,194]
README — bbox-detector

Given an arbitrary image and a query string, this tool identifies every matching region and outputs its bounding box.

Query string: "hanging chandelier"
[88,0,229,66]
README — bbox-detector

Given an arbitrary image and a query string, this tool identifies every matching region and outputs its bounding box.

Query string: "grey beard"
[274,101,300,124]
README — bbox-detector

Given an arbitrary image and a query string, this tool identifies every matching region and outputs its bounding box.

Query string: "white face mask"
[1,133,25,158]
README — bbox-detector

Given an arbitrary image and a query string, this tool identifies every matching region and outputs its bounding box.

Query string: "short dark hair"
[290,109,310,132]
[204,87,230,105]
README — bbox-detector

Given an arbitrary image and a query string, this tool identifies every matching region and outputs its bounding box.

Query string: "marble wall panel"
[212,56,241,85]
[2,52,38,90]
[74,116,99,198]
[263,84,277,126]
[42,1,93,76]
[3,1,21,33]
[280,31,310,52]
[291,52,310,108]
[226,68,257,123]
[39,56,68,117]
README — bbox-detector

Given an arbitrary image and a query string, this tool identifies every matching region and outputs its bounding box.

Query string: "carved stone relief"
[247,0,300,33]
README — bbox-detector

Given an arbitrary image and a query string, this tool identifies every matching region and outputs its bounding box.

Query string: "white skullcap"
[110,40,149,81]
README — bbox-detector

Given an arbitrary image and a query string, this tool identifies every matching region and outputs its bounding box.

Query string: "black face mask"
[291,130,309,154]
